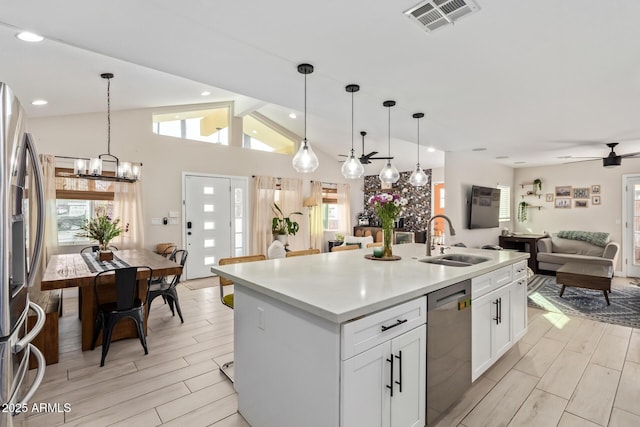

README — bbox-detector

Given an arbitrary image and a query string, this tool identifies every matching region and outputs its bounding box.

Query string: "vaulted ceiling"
[2,0,640,171]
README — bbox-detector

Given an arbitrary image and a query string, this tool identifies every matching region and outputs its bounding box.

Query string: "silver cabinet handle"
[25,134,45,289]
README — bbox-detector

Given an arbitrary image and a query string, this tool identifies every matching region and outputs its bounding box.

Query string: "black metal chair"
[147,249,188,323]
[91,266,153,367]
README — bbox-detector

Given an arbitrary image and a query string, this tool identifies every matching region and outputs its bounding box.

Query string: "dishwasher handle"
[427,279,471,311]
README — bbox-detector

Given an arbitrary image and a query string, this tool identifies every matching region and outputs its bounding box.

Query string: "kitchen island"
[211,244,529,427]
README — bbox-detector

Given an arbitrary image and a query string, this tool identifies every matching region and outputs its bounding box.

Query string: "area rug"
[182,276,219,290]
[527,274,640,329]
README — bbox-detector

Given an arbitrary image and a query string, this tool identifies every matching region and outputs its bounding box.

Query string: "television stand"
[498,234,546,273]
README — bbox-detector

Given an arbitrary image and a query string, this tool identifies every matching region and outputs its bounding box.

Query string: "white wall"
[29,108,356,253]
[514,159,640,272]
[444,152,514,248]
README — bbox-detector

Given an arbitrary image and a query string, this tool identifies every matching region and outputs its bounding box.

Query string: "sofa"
[536,232,619,272]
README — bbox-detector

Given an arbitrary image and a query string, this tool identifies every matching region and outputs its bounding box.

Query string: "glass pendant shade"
[379,160,400,184]
[409,163,428,186]
[89,158,103,175]
[341,149,364,179]
[292,139,319,173]
[74,159,87,175]
[132,164,141,180]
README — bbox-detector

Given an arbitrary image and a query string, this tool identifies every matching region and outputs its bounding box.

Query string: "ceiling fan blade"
[563,158,600,164]
[369,156,394,160]
[620,152,640,158]
[338,154,348,157]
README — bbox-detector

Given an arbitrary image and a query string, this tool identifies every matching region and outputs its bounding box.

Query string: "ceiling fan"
[568,143,640,167]
[338,131,393,164]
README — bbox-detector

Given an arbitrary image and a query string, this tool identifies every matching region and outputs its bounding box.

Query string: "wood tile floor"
[15,276,640,426]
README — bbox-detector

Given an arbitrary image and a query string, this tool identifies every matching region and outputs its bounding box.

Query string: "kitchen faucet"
[426,215,456,256]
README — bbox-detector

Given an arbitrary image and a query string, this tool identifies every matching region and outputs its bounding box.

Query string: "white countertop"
[211,244,529,324]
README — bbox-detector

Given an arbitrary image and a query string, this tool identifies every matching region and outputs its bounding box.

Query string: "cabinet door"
[471,293,493,381]
[390,324,426,427]
[492,286,512,359]
[511,278,528,341]
[341,341,391,427]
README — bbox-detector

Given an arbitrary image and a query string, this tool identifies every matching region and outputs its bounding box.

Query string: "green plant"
[271,203,302,236]
[533,179,542,192]
[517,201,528,222]
[77,214,125,251]
[335,232,345,242]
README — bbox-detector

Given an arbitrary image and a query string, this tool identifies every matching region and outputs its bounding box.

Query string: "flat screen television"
[468,185,501,229]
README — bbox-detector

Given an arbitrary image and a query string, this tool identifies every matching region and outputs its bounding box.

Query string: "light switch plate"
[169,211,180,218]
[169,218,179,225]
[151,217,162,225]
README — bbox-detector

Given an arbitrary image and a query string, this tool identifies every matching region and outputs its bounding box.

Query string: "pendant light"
[341,84,364,179]
[292,63,319,173]
[409,112,429,187]
[74,73,141,182]
[379,100,400,184]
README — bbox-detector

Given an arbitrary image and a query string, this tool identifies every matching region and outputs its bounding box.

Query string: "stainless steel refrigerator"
[0,82,46,426]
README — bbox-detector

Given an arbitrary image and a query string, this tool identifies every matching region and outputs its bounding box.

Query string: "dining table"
[41,248,183,351]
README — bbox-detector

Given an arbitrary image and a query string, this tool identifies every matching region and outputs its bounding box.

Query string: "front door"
[625,175,640,278]
[184,175,232,279]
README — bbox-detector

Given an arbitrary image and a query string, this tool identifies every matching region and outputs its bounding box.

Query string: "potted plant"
[77,213,125,260]
[533,179,542,192]
[271,203,302,245]
[517,201,528,222]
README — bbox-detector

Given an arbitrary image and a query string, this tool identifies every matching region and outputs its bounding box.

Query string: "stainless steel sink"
[419,253,490,267]
[440,254,490,264]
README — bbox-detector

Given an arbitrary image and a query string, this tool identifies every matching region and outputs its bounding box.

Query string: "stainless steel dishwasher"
[426,279,472,425]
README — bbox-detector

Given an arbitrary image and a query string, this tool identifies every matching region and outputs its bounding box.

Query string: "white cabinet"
[511,276,527,341]
[472,285,512,381]
[341,298,427,427]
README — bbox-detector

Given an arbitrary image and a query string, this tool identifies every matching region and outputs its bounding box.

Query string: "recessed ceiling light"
[557,155,571,159]
[427,147,436,153]
[200,91,211,96]
[252,130,257,134]
[472,147,487,152]
[495,155,509,159]
[288,113,297,119]
[31,99,48,106]
[514,161,526,164]
[17,31,44,42]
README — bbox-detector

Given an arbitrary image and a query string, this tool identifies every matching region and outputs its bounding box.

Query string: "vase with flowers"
[369,192,408,258]
[77,213,127,260]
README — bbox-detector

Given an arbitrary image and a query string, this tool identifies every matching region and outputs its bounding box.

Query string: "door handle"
[386,353,394,397]
[25,134,45,289]
[187,232,192,236]
[395,350,402,393]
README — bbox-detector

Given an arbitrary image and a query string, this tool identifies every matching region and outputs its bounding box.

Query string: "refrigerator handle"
[24,133,45,288]
[16,344,46,406]
[15,301,45,353]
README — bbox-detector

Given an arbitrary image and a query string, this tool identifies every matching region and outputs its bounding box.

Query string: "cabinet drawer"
[341,297,426,360]
[513,260,527,280]
[472,265,513,299]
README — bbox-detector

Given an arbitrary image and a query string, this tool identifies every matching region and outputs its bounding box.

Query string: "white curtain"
[29,154,59,293]
[278,177,304,250]
[252,176,276,255]
[113,181,144,249]
[336,183,352,237]
[310,181,324,251]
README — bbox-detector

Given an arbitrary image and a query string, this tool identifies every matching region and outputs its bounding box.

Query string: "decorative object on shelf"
[73,73,142,183]
[292,63,319,173]
[368,192,408,258]
[335,232,345,242]
[77,213,127,260]
[545,194,554,202]
[409,112,429,187]
[271,203,302,245]
[533,178,542,192]
[341,84,365,179]
[378,100,400,184]
[364,253,402,261]
[517,201,528,222]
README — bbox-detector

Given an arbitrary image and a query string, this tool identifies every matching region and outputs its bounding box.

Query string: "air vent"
[404,0,480,33]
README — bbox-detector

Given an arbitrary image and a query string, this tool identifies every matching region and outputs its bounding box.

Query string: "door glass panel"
[204,256,215,265]
[235,218,243,229]
[203,204,214,212]
[235,234,243,246]
[203,187,214,195]
[204,239,215,248]
[204,221,214,230]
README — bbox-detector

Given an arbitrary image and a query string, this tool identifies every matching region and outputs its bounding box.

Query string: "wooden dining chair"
[285,249,321,257]
[217,254,267,381]
[331,244,359,252]
[366,242,383,248]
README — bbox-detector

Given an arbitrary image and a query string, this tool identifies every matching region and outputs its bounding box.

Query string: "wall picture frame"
[545,193,554,202]
[573,187,590,199]
[555,198,571,208]
[591,185,600,194]
[592,195,601,205]
[555,186,572,197]
[575,199,588,208]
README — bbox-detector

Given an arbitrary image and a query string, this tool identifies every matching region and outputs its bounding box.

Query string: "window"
[242,113,296,154]
[322,187,339,230]
[497,185,511,222]
[55,168,115,245]
[152,104,230,144]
